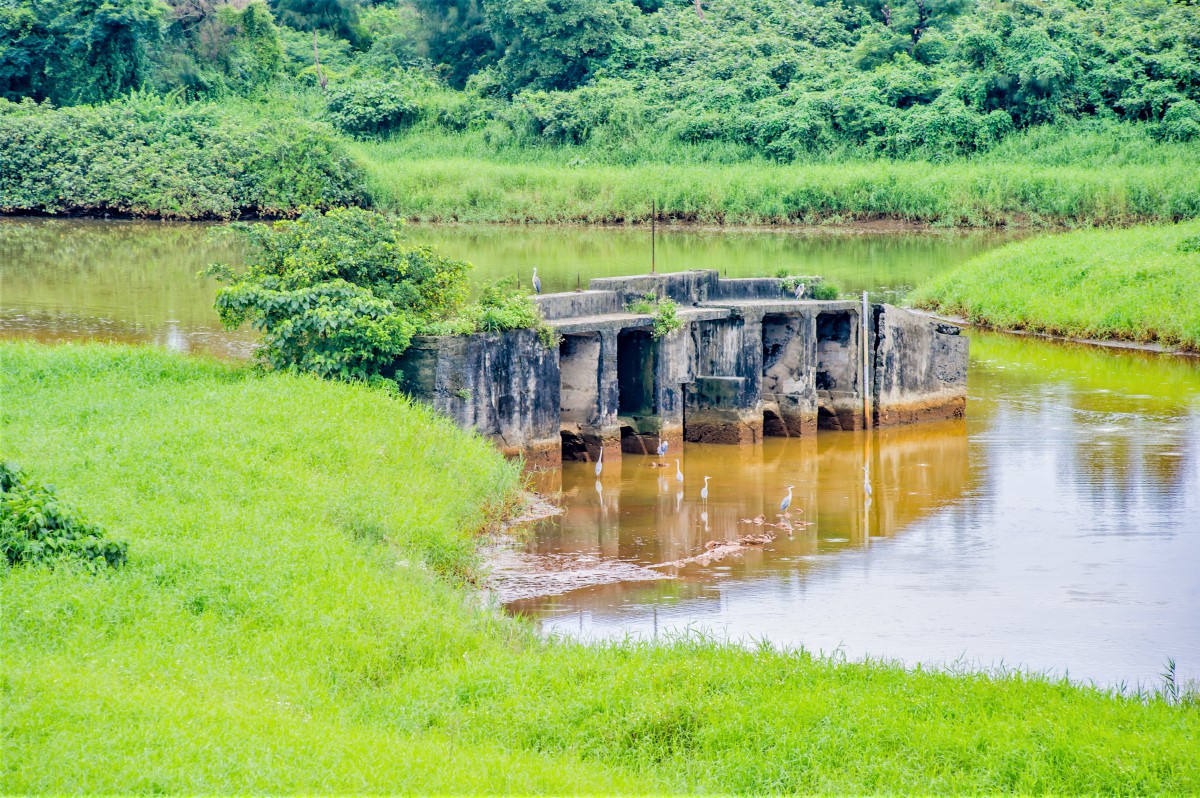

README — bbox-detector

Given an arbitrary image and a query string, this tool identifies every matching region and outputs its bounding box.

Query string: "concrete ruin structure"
[396,271,968,467]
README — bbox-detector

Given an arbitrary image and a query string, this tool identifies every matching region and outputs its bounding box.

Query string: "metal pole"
[862,291,872,430]
[651,199,657,274]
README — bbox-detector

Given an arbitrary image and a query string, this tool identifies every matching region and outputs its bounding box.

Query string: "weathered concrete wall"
[399,272,968,464]
[815,308,864,430]
[872,305,968,426]
[761,312,818,435]
[535,290,622,321]
[684,317,763,444]
[559,333,600,425]
[396,330,561,466]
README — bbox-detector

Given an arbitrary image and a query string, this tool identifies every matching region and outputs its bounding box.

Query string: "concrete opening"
[617,329,656,416]
[816,310,858,430]
[559,333,600,425]
[558,333,603,462]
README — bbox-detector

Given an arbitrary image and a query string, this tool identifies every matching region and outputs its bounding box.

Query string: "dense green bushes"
[1,462,127,573]
[209,208,553,381]
[0,96,364,218]
[209,207,468,379]
[371,0,1200,161]
[912,221,1200,350]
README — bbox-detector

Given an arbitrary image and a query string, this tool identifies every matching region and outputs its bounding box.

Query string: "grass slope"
[352,142,1200,228]
[912,221,1200,351]
[3,343,1198,792]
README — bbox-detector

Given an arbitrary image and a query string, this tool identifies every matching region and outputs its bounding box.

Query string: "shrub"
[1162,100,1200,143]
[1,462,127,573]
[208,207,473,382]
[424,277,559,347]
[327,76,423,136]
[626,292,683,338]
[0,95,364,218]
[810,282,841,300]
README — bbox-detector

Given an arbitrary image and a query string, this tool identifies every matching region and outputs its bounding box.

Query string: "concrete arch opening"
[617,329,657,416]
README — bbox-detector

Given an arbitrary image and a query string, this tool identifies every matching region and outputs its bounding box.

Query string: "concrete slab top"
[549,306,731,334]
[699,299,862,315]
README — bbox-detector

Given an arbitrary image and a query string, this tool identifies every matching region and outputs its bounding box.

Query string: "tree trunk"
[313,31,327,91]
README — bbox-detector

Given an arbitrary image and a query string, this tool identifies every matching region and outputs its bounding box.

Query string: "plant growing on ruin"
[1,462,127,573]
[627,292,682,339]
[206,207,471,382]
[420,276,560,348]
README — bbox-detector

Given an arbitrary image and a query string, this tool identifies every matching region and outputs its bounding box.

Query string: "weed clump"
[1,462,127,573]
[626,292,683,339]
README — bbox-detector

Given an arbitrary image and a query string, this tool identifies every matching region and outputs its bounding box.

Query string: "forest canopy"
[1,0,1198,164]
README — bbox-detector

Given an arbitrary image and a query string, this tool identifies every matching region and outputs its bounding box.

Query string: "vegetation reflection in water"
[509,332,1200,688]
[0,217,1019,358]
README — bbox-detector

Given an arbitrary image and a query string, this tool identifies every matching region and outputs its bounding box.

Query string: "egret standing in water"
[780,484,795,515]
[700,475,710,502]
[675,459,684,484]
[656,439,668,461]
[594,446,604,477]
[532,266,541,294]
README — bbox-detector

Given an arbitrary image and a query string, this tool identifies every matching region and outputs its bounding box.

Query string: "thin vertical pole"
[862,291,872,430]
[651,199,657,274]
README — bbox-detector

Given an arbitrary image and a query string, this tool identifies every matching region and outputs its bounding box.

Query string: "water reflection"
[1,217,1019,356]
[505,333,1200,687]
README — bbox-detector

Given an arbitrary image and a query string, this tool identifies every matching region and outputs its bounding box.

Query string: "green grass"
[912,221,1200,352]
[349,128,1200,228]
[3,343,1199,792]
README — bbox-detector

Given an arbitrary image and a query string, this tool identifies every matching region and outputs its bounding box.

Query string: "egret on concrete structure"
[594,446,604,477]
[532,267,541,294]
[793,283,806,300]
[675,459,684,484]
[700,476,710,502]
[780,485,795,514]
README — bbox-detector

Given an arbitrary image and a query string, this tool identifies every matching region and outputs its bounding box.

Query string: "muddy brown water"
[3,217,1197,688]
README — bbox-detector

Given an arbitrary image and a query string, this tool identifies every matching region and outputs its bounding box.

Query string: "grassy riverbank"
[912,221,1200,352]
[352,144,1200,227]
[3,342,1198,792]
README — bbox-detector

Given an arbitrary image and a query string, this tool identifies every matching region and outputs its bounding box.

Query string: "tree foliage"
[484,0,645,94]
[0,0,164,104]
[209,207,472,381]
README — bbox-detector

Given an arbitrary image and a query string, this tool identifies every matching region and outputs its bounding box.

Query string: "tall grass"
[911,221,1200,351]
[352,143,1200,227]
[3,343,1198,792]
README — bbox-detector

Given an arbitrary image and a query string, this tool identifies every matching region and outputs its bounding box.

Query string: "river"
[2,217,1197,689]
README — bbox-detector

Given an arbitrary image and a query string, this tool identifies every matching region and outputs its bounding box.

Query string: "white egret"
[675,459,684,484]
[594,446,604,477]
[780,484,795,514]
[700,475,710,502]
[532,266,541,294]
[793,282,806,300]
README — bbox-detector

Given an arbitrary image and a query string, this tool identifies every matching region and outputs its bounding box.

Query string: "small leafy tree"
[207,207,471,382]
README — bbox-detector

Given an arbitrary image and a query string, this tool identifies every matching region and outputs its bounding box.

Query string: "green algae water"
[2,217,1196,688]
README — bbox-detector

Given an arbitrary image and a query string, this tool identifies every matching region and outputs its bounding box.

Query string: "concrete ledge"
[685,410,763,445]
